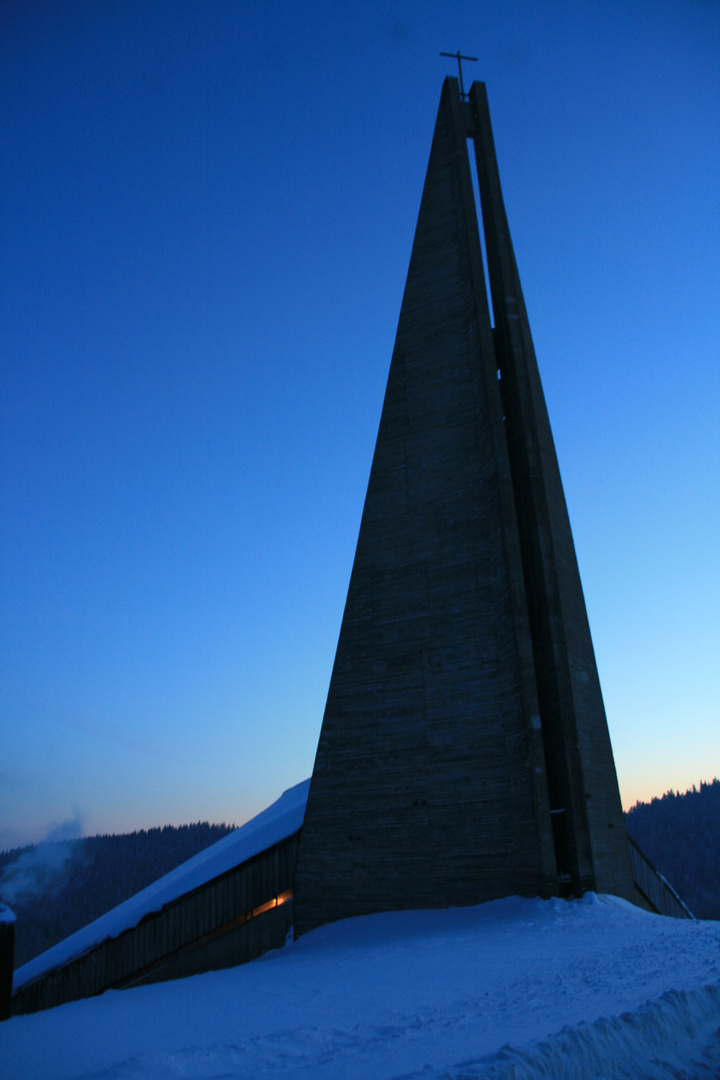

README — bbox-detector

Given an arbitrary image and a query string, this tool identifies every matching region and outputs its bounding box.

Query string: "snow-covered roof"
[0,903,16,925]
[13,779,310,993]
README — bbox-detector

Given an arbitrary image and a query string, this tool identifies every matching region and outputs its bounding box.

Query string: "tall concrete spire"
[293,78,634,938]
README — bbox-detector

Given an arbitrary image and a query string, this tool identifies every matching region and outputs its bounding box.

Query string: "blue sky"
[1,0,718,848]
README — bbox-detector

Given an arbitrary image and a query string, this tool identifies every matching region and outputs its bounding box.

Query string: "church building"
[8,77,691,1018]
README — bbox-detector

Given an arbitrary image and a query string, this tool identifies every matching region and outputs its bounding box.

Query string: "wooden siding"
[12,833,299,1016]
[628,836,694,919]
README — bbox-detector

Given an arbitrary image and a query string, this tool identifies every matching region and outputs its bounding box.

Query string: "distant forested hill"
[625,779,720,920]
[1,822,235,969]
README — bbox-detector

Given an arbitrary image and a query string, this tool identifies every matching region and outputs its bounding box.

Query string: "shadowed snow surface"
[1,894,719,1079]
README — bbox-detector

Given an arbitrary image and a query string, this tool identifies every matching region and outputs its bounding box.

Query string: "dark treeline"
[1,822,235,969]
[625,778,720,920]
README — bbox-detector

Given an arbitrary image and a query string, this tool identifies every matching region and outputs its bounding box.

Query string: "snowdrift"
[1,892,718,1080]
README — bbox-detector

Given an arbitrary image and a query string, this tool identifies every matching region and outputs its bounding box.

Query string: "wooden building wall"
[628,836,694,920]
[12,833,299,1016]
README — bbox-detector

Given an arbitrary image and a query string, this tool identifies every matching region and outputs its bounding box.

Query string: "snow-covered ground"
[2,893,719,1079]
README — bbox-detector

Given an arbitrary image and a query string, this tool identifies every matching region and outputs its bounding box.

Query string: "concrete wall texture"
[293,78,635,938]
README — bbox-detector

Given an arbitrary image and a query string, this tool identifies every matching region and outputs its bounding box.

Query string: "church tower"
[293,78,635,938]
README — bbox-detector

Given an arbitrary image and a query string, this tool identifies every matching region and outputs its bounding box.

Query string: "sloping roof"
[14,779,310,992]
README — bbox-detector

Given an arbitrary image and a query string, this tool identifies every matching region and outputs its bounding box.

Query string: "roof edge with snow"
[13,779,310,993]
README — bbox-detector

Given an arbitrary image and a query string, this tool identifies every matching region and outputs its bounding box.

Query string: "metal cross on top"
[439,51,478,100]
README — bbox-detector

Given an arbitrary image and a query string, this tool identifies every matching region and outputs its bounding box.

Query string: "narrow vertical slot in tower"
[466,139,495,330]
